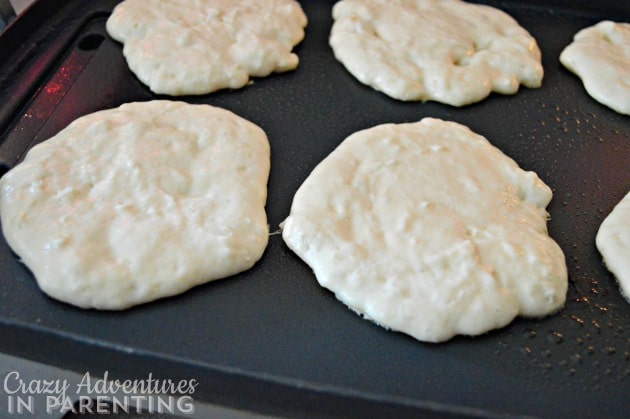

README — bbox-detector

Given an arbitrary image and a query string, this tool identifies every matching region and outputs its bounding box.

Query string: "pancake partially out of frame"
[560,21,630,115]
[596,192,630,303]
[106,0,307,96]
[0,101,270,310]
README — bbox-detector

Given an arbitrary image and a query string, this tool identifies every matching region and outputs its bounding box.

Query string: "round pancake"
[282,118,567,342]
[329,0,543,106]
[0,101,270,310]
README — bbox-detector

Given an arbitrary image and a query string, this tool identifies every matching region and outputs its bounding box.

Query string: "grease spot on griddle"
[547,331,564,344]
[570,315,585,327]
[604,347,617,355]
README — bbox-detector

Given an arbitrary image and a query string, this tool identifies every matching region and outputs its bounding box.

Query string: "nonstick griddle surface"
[0,1,628,417]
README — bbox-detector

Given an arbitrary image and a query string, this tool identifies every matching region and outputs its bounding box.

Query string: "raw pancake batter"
[106,0,307,95]
[329,0,543,106]
[560,21,630,115]
[0,101,270,310]
[282,118,567,342]
[596,192,630,303]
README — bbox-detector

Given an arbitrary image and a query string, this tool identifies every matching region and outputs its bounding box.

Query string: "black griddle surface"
[0,1,628,417]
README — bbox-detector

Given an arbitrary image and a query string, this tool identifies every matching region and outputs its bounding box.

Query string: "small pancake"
[596,192,630,303]
[329,0,543,106]
[106,0,307,95]
[560,21,630,115]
